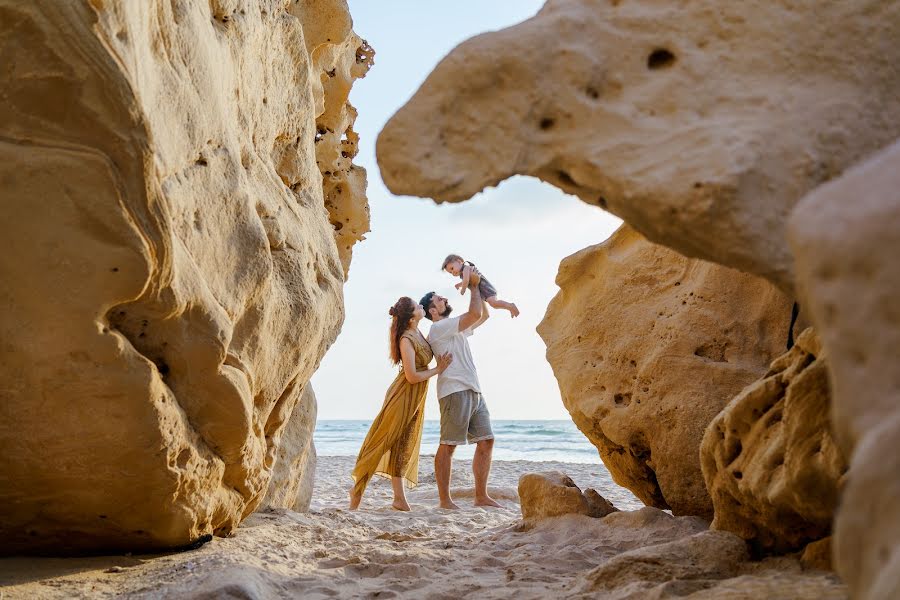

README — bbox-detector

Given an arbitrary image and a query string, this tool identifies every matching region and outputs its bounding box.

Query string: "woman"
[349,296,452,511]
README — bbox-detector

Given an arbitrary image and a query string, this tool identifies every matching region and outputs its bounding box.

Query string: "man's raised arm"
[457,274,483,331]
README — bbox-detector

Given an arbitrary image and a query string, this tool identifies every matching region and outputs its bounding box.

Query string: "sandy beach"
[0,457,631,598]
[0,456,846,599]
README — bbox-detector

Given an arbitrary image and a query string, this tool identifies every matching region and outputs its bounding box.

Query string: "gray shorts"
[438,390,494,445]
[477,277,498,300]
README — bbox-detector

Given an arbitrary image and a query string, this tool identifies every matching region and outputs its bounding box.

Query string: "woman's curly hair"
[388,297,417,364]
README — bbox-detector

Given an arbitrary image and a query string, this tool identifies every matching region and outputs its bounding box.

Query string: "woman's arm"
[400,337,452,384]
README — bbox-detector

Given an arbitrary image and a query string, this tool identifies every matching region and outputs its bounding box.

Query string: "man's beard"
[441,304,453,317]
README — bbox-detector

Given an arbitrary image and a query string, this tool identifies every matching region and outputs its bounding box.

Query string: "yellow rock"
[0,0,369,553]
[377,0,900,290]
[701,328,847,555]
[538,225,791,518]
[790,140,900,600]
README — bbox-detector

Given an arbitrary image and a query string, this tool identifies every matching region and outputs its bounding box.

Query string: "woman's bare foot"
[392,500,411,511]
[474,496,501,508]
[349,490,362,511]
[509,304,520,318]
[439,499,460,510]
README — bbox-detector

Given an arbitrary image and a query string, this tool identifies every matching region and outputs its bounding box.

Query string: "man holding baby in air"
[350,254,518,510]
[419,255,518,509]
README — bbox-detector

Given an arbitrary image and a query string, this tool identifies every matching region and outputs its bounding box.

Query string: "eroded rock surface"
[261,385,318,512]
[538,225,792,517]
[0,0,370,553]
[701,328,846,554]
[519,471,618,521]
[790,140,900,600]
[579,528,846,599]
[376,0,900,289]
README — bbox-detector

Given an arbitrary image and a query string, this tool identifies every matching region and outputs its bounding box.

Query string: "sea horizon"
[315,419,601,464]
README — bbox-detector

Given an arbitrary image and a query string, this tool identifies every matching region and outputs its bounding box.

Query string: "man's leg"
[473,438,500,507]
[435,443,459,509]
[469,393,500,507]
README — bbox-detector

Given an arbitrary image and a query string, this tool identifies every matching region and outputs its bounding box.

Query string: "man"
[420,273,501,509]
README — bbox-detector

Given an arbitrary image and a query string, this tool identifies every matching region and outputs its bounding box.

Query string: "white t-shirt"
[427,315,481,399]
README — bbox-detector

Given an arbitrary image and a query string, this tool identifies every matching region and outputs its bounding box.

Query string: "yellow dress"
[351,329,433,496]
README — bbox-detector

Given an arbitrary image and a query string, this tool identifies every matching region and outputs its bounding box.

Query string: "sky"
[312,1,622,421]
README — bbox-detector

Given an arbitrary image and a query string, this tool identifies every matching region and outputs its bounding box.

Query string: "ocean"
[315,420,601,464]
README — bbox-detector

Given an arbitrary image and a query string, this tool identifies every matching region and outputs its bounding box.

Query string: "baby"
[442,254,520,318]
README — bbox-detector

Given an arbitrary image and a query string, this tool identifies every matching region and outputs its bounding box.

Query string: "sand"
[0,456,643,598]
[0,457,845,599]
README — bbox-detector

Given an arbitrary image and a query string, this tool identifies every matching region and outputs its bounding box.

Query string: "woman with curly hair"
[349,296,452,511]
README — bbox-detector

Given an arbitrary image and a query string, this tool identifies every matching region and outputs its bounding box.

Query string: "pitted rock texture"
[0,0,369,553]
[518,471,618,521]
[538,225,792,518]
[790,140,900,600]
[701,328,847,555]
[261,385,317,512]
[376,0,900,290]
[578,528,846,599]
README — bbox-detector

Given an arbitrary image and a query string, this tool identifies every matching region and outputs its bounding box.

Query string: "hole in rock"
[724,439,743,464]
[556,170,577,187]
[733,471,743,480]
[597,196,608,209]
[613,393,632,406]
[585,86,600,99]
[154,360,170,377]
[647,48,676,70]
[539,117,555,130]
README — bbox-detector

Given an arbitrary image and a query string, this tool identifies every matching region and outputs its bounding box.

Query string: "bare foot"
[392,500,411,511]
[510,304,520,318]
[349,490,362,511]
[439,500,460,510]
[474,496,502,508]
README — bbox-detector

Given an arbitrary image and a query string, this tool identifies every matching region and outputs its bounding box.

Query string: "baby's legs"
[485,296,520,318]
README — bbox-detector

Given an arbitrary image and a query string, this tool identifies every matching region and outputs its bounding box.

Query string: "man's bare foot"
[349,490,362,511]
[439,500,460,510]
[392,500,411,511]
[509,304,520,318]
[474,496,502,508]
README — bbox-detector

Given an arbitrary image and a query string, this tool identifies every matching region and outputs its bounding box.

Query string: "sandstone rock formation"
[578,528,847,599]
[701,328,846,554]
[0,0,370,553]
[578,529,750,595]
[518,471,618,521]
[261,385,317,512]
[538,225,792,518]
[374,0,900,595]
[376,0,900,290]
[790,140,900,600]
